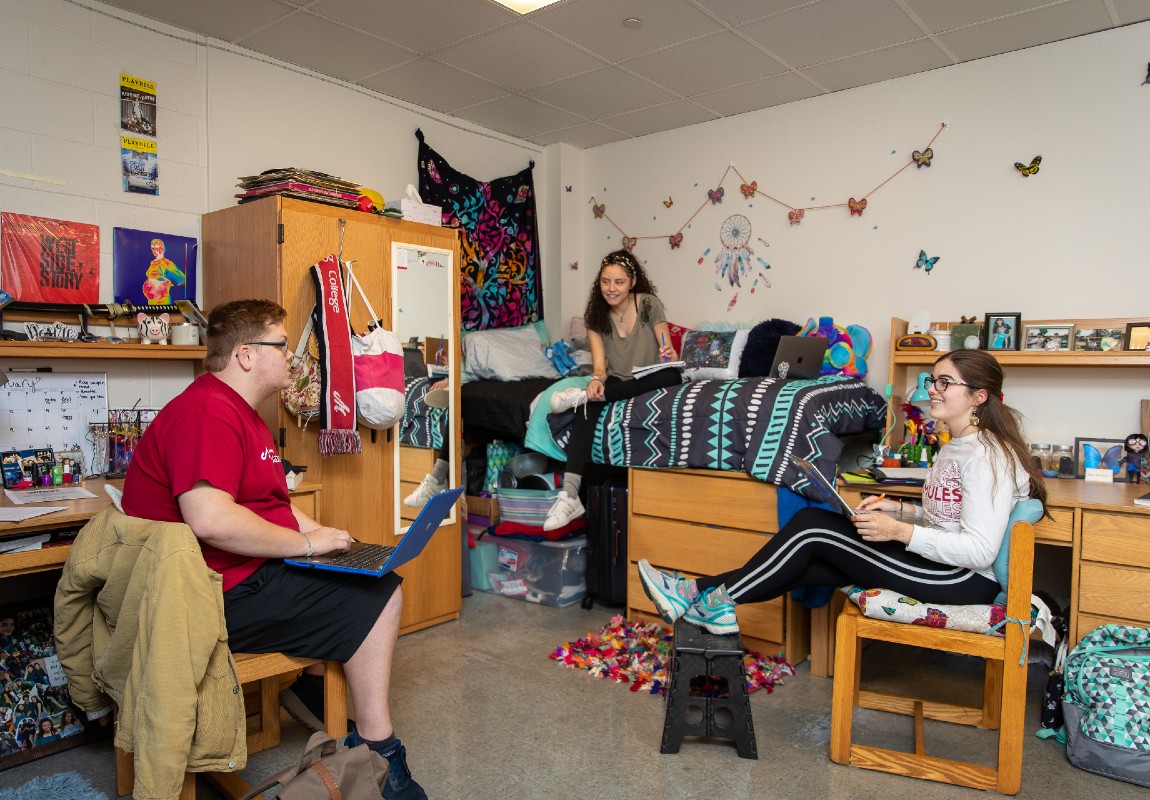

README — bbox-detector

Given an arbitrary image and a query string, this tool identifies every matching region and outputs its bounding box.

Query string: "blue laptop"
[285,486,464,577]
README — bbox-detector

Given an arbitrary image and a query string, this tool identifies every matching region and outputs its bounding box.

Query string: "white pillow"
[681,329,749,381]
[463,325,560,381]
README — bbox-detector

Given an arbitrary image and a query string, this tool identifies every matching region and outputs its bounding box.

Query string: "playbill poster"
[120,73,156,136]
[121,136,158,196]
[0,213,99,304]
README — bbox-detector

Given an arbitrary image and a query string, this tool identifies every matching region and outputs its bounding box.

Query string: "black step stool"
[660,619,757,759]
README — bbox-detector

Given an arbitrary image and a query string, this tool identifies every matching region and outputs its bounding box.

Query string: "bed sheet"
[400,376,447,449]
[528,375,886,497]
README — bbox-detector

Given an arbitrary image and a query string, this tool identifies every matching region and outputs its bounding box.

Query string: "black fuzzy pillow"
[739,318,802,377]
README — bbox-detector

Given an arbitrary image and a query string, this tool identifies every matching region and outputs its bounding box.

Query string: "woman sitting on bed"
[637,349,1048,634]
[543,249,681,531]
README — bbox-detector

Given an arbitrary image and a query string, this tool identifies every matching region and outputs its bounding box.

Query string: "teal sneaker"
[683,585,739,635]
[637,559,695,624]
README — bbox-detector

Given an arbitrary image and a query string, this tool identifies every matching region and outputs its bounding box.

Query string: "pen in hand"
[661,333,668,363]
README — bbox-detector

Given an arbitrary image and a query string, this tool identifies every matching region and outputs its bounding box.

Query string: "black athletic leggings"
[564,367,683,474]
[695,507,999,606]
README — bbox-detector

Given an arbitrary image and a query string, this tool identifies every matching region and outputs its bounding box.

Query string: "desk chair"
[829,506,1040,794]
[115,656,347,799]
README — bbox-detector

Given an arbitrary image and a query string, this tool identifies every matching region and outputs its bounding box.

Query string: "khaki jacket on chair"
[54,507,247,800]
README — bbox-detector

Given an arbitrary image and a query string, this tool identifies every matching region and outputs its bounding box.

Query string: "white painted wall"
[574,23,1150,448]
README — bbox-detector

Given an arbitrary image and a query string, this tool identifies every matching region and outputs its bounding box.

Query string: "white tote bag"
[343,262,405,430]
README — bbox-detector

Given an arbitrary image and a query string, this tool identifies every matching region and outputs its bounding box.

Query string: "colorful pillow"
[680,329,749,381]
[665,321,688,355]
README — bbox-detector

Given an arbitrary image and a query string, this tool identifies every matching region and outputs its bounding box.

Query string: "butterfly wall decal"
[592,203,605,219]
[1014,156,1041,177]
[621,236,637,251]
[914,249,940,274]
[787,208,804,225]
[848,197,867,217]
[668,232,683,249]
[708,187,724,204]
[565,185,572,192]
[1082,443,1122,475]
[912,148,933,168]
[739,181,757,199]
[1143,62,1150,85]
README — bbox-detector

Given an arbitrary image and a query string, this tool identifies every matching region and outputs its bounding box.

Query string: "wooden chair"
[829,517,1036,794]
[115,653,348,799]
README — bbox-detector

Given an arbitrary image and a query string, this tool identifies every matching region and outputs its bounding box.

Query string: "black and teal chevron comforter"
[586,375,885,492]
[400,376,446,450]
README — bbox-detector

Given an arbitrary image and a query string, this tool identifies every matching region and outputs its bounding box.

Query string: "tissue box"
[385,199,442,226]
[475,535,587,607]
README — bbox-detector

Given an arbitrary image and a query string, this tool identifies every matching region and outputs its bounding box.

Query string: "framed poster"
[0,213,99,304]
[112,228,197,306]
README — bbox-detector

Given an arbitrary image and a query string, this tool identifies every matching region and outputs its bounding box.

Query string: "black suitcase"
[582,476,628,608]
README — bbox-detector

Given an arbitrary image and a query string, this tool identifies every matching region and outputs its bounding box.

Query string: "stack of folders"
[236,168,361,208]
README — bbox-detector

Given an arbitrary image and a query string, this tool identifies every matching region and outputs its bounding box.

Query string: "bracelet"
[588,375,605,384]
[898,498,904,513]
[300,531,313,558]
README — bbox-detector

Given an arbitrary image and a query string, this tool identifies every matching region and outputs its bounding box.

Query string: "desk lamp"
[909,372,932,409]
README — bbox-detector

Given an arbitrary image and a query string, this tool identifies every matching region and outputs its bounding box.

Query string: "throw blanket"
[400,376,447,450]
[416,130,543,330]
[529,375,885,497]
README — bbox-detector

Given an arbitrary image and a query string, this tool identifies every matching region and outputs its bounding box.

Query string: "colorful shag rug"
[550,615,794,696]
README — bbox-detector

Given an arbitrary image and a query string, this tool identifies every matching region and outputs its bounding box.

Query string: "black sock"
[361,733,399,756]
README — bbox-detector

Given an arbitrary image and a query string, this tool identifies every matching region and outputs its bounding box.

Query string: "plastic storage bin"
[473,534,587,607]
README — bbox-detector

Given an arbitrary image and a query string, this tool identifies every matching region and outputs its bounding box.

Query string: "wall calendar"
[0,372,109,477]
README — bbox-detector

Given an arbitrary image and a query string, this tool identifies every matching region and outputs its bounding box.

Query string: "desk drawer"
[631,469,777,532]
[1081,512,1150,569]
[1033,506,1072,544]
[631,514,773,576]
[1078,562,1150,623]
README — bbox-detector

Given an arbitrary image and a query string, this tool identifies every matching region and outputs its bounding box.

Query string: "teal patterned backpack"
[1061,624,1150,787]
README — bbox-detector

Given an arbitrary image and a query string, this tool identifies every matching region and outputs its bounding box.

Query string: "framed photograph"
[1073,326,1124,352]
[1023,324,1072,351]
[1124,322,1150,351]
[983,313,1021,351]
[1072,436,1125,481]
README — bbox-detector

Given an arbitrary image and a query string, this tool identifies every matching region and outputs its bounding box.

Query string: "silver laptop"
[285,486,463,577]
[769,336,829,380]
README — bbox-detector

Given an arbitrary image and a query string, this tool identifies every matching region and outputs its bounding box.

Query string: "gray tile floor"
[1,591,1142,799]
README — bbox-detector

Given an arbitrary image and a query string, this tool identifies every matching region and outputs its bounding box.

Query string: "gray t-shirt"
[603,294,667,380]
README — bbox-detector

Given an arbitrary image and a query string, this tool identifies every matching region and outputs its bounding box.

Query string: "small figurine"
[136,312,170,345]
[1123,433,1149,484]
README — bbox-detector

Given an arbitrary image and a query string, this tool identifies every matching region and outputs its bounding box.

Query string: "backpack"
[1060,624,1150,788]
[238,731,389,800]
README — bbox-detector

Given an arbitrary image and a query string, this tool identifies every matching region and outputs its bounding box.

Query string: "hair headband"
[602,252,636,275]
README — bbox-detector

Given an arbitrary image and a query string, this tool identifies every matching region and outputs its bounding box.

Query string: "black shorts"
[223,559,402,663]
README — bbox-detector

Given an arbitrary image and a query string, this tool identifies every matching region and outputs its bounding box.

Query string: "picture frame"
[1072,436,1125,481]
[1124,322,1150,351]
[983,313,1022,351]
[1023,324,1072,351]
[1072,326,1124,352]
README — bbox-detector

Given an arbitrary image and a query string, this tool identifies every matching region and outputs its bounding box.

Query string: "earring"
[969,409,980,427]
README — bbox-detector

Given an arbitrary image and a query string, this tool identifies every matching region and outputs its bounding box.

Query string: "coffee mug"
[170,323,199,346]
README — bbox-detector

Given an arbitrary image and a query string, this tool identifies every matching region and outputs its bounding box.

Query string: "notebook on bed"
[285,486,463,577]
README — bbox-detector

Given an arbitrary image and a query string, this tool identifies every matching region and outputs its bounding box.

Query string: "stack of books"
[236,168,361,208]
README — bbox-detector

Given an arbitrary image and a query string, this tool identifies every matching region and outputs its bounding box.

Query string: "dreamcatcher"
[711,215,771,310]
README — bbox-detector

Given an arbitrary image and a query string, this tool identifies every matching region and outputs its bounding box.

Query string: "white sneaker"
[543,490,585,531]
[550,387,588,414]
[423,388,449,408]
[404,473,447,507]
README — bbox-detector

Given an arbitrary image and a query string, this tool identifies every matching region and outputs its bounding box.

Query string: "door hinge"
[277,224,284,244]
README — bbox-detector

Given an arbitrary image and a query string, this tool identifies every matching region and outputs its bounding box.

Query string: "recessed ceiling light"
[491,0,563,13]
[623,17,643,29]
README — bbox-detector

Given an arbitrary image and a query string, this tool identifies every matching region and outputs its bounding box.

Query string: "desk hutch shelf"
[0,341,206,360]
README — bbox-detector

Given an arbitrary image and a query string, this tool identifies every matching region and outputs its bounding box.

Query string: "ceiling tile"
[99,0,298,42]
[529,123,630,147]
[691,71,822,115]
[801,38,951,92]
[901,0,1072,34]
[739,0,926,68]
[623,32,787,97]
[308,0,515,52]
[239,12,413,81]
[452,94,586,139]
[598,100,719,137]
[526,67,677,119]
[434,22,604,91]
[937,1,1115,62]
[1110,0,1150,25]
[359,59,508,113]
[692,0,814,27]
[531,0,723,60]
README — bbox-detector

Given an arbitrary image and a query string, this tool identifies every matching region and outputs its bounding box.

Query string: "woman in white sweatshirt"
[638,348,1049,634]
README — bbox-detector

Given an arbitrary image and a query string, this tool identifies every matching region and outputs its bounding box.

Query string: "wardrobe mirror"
[392,243,456,534]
